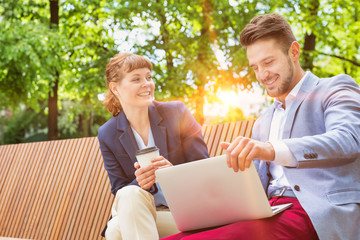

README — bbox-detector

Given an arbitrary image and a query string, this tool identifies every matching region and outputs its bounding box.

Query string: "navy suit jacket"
[98,100,209,200]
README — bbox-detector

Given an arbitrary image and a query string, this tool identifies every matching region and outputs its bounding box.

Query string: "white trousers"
[105,185,179,240]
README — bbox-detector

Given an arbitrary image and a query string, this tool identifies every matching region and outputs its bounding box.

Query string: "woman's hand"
[134,156,172,190]
[134,162,156,190]
[151,156,173,170]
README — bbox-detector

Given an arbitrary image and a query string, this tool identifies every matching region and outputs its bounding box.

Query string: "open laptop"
[155,155,292,232]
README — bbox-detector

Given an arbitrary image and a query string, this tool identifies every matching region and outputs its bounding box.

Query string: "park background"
[0,0,359,145]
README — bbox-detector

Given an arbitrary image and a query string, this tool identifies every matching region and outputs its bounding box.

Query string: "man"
[163,13,360,240]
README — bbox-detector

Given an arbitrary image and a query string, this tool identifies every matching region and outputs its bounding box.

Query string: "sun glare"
[217,90,238,106]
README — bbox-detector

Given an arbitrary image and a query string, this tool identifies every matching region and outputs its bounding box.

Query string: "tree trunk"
[302,0,319,71]
[194,86,205,125]
[78,108,93,137]
[47,73,59,140]
[192,0,213,125]
[48,0,59,140]
[303,33,316,71]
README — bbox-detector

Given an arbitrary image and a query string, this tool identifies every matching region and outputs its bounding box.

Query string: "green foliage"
[219,106,246,123]
[1,0,359,143]
[3,106,47,144]
[0,0,117,143]
[58,0,118,137]
[107,0,263,123]
[274,0,360,83]
[0,20,65,109]
[0,0,49,22]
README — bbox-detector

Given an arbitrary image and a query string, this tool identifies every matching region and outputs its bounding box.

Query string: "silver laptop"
[155,155,292,232]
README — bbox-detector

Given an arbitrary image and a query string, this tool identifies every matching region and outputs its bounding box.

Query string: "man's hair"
[240,13,296,53]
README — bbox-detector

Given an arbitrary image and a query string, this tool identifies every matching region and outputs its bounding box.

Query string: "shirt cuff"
[270,141,297,167]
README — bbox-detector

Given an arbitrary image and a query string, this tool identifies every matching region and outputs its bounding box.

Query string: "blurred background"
[0,0,359,144]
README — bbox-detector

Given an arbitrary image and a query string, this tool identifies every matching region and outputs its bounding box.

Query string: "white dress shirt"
[131,125,168,206]
[268,72,309,189]
[131,126,155,149]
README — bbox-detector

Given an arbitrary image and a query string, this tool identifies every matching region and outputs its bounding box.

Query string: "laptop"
[155,155,292,232]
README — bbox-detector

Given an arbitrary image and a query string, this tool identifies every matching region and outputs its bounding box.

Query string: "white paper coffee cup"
[135,146,160,168]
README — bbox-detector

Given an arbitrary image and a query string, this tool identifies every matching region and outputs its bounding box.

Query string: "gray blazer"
[252,72,360,240]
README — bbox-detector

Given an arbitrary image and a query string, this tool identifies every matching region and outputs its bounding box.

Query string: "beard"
[266,56,295,98]
[279,57,295,94]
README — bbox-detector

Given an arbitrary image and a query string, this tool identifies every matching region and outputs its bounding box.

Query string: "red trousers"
[161,197,318,240]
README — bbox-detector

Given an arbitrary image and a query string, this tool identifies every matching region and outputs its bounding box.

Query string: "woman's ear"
[109,82,117,95]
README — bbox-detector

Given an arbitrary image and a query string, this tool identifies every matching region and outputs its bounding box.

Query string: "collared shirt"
[268,72,309,189]
[131,125,155,149]
[131,125,168,207]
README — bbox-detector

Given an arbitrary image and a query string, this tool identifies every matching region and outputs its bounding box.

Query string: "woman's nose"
[141,78,150,87]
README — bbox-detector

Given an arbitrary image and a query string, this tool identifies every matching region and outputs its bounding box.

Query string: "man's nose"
[258,68,269,81]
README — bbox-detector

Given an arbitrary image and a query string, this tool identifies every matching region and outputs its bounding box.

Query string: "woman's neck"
[123,106,150,145]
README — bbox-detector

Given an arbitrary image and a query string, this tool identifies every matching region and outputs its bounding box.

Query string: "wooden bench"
[0,119,255,240]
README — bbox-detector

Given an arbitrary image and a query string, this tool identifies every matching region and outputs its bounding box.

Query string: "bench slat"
[209,123,224,157]
[31,140,66,239]
[2,143,33,236]
[214,122,229,156]
[0,120,254,239]
[16,141,49,237]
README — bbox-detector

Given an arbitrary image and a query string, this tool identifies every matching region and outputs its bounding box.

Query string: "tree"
[0,0,64,142]
[0,0,117,142]
[1,0,359,144]
[48,0,60,140]
[302,0,320,71]
[274,0,360,82]
[108,0,261,124]
[0,1,63,111]
[58,0,117,137]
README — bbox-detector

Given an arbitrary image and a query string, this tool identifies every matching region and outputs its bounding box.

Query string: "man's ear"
[289,41,300,61]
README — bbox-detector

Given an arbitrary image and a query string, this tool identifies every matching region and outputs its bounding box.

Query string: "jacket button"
[294,185,300,191]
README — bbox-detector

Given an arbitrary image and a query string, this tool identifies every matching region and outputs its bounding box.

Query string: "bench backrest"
[0,119,255,240]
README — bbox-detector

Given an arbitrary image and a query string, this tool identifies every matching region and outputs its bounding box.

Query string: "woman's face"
[111,67,155,110]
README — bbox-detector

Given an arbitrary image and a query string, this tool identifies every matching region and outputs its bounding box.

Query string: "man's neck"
[278,67,306,108]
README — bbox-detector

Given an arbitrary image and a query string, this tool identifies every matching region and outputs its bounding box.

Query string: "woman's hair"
[240,13,296,53]
[103,53,153,116]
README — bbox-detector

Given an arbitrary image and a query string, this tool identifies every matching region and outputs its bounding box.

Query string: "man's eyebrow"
[261,56,274,62]
[250,56,274,67]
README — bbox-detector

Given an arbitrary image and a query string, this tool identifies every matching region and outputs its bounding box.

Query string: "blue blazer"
[252,72,360,240]
[98,100,209,199]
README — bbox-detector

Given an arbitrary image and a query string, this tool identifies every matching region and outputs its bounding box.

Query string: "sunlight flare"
[217,90,238,106]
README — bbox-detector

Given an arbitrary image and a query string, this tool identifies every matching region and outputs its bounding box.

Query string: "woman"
[97,53,209,240]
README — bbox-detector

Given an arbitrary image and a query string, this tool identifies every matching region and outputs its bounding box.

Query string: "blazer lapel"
[148,103,169,158]
[116,111,138,166]
[282,72,319,139]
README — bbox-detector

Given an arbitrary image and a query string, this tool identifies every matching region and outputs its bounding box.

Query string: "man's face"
[247,39,295,102]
